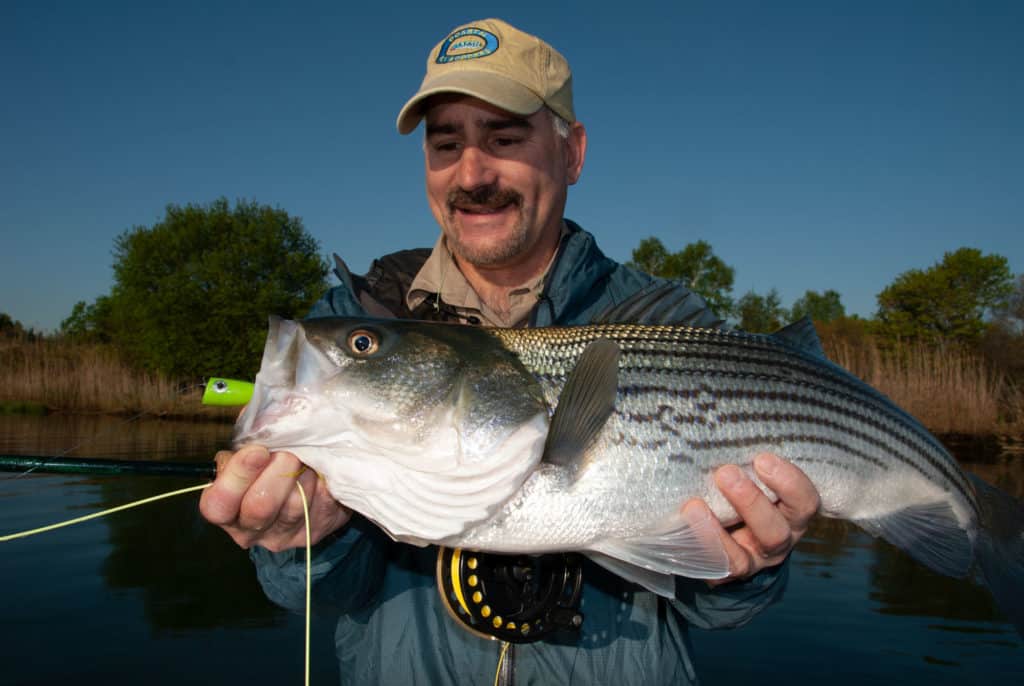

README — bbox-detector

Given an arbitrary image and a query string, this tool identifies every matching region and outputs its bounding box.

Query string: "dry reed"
[0,338,232,418]
[823,336,1022,436]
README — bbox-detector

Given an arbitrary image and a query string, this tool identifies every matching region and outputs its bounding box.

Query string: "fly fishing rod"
[0,378,254,479]
[0,454,216,478]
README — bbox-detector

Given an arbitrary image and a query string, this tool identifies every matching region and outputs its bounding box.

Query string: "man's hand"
[199,444,352,552]
[687,453,820,586]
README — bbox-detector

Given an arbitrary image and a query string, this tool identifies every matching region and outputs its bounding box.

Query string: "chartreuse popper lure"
[201,378,255,406]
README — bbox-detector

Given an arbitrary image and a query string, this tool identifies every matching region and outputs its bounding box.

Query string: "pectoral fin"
[542,338,620,476]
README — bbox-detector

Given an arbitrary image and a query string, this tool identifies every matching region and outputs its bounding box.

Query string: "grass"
[0,338,234,419]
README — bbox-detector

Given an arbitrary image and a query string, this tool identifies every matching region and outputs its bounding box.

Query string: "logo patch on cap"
[436,27,498,63]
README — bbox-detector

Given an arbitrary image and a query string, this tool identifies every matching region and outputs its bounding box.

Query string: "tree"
[71,198,328,379]
[875,248,1013,345]
[60,297,114,342]
[736,289,788,333]
[0,312,39,340]
[628,237,735,316]
[980,274,1024,382]
[994,274,1024,334]
[791,289,846,324]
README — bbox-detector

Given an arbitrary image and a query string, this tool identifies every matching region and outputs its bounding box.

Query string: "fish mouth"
[233,315,338,447]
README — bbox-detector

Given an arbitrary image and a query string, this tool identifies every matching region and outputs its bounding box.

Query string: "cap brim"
[396,70,544,135]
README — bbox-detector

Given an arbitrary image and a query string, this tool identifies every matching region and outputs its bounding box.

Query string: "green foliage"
[69,198,328,380]
[875,247,1013,345]
[627,237,735,316]
[736,289,788,333]
[60,298,114,343]
[791,289,846,323]
[0,312,39,340]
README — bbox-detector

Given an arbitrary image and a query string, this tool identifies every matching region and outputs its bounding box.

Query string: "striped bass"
[235,308,1024,633]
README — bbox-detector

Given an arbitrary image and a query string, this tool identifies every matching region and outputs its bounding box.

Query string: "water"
[1,415,1021,684]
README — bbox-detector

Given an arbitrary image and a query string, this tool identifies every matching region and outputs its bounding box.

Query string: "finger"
[684,499,755,585]
[274,464,319,533]
[752,453,820,533]
[236,451,305,532]
[213,450,233,472]
[199,445,271,526]
[715,464,793,558]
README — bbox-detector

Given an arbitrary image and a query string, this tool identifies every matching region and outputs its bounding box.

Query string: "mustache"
[447,185,522,210]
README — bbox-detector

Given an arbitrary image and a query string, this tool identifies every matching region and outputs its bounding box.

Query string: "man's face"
[423,96,585,271]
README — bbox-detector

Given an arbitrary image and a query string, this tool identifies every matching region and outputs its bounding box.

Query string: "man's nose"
[455,145,497,191]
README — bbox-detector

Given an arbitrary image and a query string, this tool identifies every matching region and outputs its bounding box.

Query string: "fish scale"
[445,322,984,583]
[490,324,974,518]
[239,315,1023,632]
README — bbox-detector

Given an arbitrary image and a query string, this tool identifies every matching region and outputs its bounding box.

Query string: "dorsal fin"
[770,317,825,358]
[593,282,714,326]
[542,339,620,476]
[333,253,356,292]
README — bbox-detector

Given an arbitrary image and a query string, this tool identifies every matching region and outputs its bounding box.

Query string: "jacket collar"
[530,219,618,327]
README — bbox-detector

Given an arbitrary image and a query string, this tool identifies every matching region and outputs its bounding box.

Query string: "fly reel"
[436,547,584,644]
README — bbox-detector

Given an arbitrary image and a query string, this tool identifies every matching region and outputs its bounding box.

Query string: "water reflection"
[1,414,1021,684]
[98,477,284,631]
[0,413,232,460]
[0,415,284,630]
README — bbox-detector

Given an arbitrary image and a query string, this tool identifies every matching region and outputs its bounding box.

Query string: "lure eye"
[347,329,379,356]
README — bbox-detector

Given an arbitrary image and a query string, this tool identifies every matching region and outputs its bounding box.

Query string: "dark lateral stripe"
[616,400,922,479]
[692,395,949,483]
[615,370,971,502]
[696,454,863,475]
[690,410,902,463]
[685,433,890,472]
[528,344,972,505]
[617,343,952,460]
[619,348,877,408]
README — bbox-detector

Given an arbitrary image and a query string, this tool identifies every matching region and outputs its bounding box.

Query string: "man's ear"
[565,121,587,185]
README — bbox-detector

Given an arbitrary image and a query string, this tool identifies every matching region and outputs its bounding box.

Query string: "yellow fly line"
[1,479,314,686]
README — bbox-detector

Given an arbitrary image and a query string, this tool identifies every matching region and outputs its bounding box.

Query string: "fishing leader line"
[0,482,211,541]
[1,476,314,686]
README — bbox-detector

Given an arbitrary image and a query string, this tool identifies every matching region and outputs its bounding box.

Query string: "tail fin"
[969,473,1024,635]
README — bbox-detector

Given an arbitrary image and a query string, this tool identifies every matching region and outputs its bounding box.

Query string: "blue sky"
[3,1,1022,332]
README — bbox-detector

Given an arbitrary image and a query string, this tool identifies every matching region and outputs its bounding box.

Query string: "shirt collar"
[406,222,568,327]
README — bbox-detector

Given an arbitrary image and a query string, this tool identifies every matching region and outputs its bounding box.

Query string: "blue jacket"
[251,222,788,685]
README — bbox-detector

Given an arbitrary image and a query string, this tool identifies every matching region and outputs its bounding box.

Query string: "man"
[200,18,820,685]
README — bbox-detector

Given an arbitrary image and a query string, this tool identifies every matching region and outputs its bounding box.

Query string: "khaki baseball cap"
[396,18,575,135]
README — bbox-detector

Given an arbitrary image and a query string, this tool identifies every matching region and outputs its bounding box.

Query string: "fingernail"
[755,453,779,477]
[717,465,743,488]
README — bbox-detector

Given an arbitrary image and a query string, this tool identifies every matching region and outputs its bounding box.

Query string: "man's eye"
[495,137,522,147]
[433,141,458,152]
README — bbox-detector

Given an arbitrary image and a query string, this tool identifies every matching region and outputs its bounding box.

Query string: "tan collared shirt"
[406,224,568,327]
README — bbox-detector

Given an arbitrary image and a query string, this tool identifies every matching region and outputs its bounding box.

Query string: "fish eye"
[347,329,379,356]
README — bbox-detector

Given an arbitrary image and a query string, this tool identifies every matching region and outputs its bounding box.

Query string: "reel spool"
[436,547,584,644]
